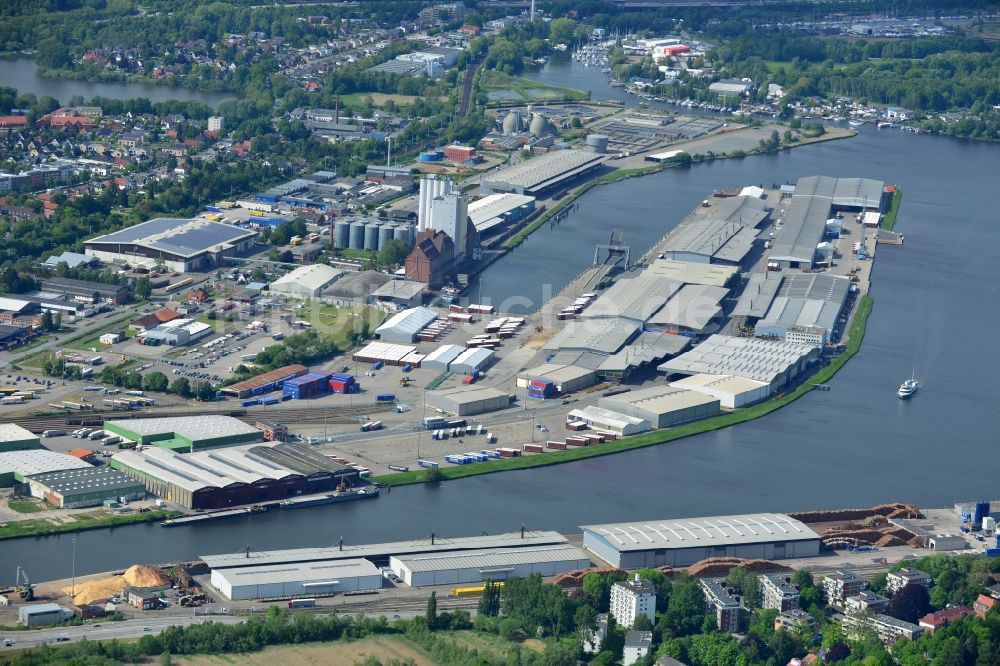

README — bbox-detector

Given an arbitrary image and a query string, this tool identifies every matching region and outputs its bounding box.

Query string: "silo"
[364,221,381,251]
[529,113,545,137]
[349,220,366,249]
[378,223,394,250]
[502,111,521,134]
[334,219,351,249]
[393,223,412,246]
[586,134,609,154]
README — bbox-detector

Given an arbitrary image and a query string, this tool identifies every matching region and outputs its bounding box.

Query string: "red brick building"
[405,230,454,287]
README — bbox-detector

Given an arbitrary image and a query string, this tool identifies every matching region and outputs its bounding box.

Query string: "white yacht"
[897,373,919,399]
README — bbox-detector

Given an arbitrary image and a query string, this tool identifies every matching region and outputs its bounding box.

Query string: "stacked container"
[528,379,555,400]
[282,371,334,400]
[329,372,359,394]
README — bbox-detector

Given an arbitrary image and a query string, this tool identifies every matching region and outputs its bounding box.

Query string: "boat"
[848,120,864,127]
[897,373,919,399]
[280,484,379,509]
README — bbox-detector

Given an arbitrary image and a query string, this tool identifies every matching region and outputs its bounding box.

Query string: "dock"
[161,506,267,527]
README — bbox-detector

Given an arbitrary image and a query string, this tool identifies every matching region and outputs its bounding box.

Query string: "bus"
[451,582,504,597]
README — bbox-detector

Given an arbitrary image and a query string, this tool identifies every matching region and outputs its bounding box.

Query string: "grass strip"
[374,296,873,486]
[0,509,181,541]
[880,188,903,231]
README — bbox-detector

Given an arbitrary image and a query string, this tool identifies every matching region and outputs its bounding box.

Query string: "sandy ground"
[176,636,436,666]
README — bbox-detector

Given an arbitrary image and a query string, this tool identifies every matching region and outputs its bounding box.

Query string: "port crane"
[15,566,34,601]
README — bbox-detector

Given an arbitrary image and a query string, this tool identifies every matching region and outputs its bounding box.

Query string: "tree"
[41,310,54,332]
[170,377,191,398]
[426,591,438,630]
[724,566,761,608]
[53,312,62,331]
[549,18,577,45]
[478,580,501,618]
[574,603,597,643]
[36,38,72,70]
[825,641,851,662]
[378,238,410,267]
[633,613,654,632]
[193,381,215,401]
[660,574,706,638]
[134,277,153,300]
[889,583,931,623]
[143,371,169,393]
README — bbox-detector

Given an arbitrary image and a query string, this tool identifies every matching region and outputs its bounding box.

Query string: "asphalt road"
[2,614,246,649]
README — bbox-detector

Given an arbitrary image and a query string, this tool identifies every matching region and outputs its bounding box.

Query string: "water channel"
[3,58,999,581]
[1,57,234,107]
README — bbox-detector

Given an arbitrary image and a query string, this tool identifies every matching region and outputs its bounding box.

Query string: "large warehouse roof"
[27,467,142,497]
[212,558,380,588]
[658,334,818,384]
[756,274,850,337]
[830,177,885,209]
[646,259,738,287]
[601,385,719,414]
[711,195,769,228]
[483,150,604,194]
[732,272,782,318]
[671,373,769,396]
[426,385,510,406]
[86,217,256,258]
[468,193,536,234]
[0,423,39,443]
[648,284,729,331]
[219,364,307,396]
[374,306,437,340]
[107,416,260,442]
[201,531,569,570]
[581,513,820,551]
[270,264,343,294]
[769,175,835,266]
[390,544,591,573]
[581,275,681,323]
[663,219,759,264]
[114,445,293,493]
[0,450,91,476]
[545,318,641,355]
[597,331,692,374]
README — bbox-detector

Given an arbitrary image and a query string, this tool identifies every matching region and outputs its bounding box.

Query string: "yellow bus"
[451,582,504,597]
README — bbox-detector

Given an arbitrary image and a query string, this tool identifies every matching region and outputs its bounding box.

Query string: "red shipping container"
[522,444,544,453]
[546,441,566,450]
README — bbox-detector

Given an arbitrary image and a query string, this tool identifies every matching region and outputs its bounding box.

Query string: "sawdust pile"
[65,564,168,605]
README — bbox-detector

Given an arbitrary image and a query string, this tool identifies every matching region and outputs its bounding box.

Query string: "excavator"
[15,566,34,601]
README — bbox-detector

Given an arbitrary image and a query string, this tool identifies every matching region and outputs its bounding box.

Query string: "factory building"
[424,386,513,416]
[211,559,383,601]
[0,449,91,487]
[85,217,257,273]
[219,364,308,399]
[0,423,41,452]
[658,334,820,394]
[481,150,605,197]
[26,467,145,508]
[594,331,691,381]
[566,406,651,437]
[269,265,343,300]
[770,176,885,270]
[138,318,213,346]
[669,373,771,409]
[467,193,536,237]
[18,604,71,627]
[374,306,438,343]
[370,280,425,309]
[388,545,592,587]
[581,513,821,568]
[662,218,760,265]
[448,348,496,375]
[598,385,720,429]
[646,259,738,288]
[111,442,359,510]
[545,318,641,357]
[754,274,852,346]
[405,229,455,287]
[351,341,422,367]
[104,416,263,452]
[201,531,570,572]
[41,277,132,304]
[646,284,729,336]
[421,344,466,372]
[517,363,597,394]
[581,274,681,324]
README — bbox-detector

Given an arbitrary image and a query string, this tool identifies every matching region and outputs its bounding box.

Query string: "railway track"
[15,403,394,433]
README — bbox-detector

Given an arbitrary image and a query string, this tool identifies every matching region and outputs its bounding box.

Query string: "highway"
[1,614,246,649]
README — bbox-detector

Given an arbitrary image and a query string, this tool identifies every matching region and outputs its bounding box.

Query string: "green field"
[480,70,586,103]
[881,187,903,230]
[374,296,874,486]
[294,303,385,345]
[0,509,180,540]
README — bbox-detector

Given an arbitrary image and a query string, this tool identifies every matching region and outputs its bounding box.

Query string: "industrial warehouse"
[581,513,822,568]
[481,150,605,197]
[104,416,263,452]
[25,467,145,508]
[84,216,258,273]
[211,559,383,601]
[111,442,359,509]
[424,386,513,416]
[467,193,536,237]
[388,545,592,587]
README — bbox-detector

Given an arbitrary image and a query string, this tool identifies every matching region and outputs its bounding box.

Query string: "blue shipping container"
[375,393,395,401]
[373,361,384,370]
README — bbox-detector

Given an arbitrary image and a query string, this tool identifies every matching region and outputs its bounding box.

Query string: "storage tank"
[529,113,546,137]
[364,221,381,250]
[586,134,609,154]
[349,220,366,249]
[393,223,412,247]
[502,111,521,134]
[419,150,443,162]
[334,219,351,249]
[378,223,395,250]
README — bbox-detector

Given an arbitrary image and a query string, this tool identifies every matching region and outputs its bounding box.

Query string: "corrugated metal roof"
[657,334,817,384]
[601,385,718,414]
[426,385,510,406]
[646,259,738,287]
[648,284,729,331]
[545,318,641,355]
[27,466,143,497]
[108,416,260,442]
[581,275,682,323]
[0,423,38,442]
[0,450,90,476]
[214,558,380,587]
[270,264,343,293]
[374,306,437,339]
[582,513,820,551]
[484,150,604,191]
[391,544,591,573]
[87,218,256,258]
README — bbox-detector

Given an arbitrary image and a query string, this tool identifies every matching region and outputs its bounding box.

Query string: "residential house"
[919,606,975,634]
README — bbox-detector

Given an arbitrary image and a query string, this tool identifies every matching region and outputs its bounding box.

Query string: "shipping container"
[522,443,544,453]
[417,459,439,468]
[388,464,410,472]
[373,361,384,370]
[287,599,316,608]
[463,374,477,385]
[545,440,567,450]
[242,399,261,407]
[497,447,521,457]
[375,393,395,402]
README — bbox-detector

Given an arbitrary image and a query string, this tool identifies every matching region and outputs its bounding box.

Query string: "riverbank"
[881,188,904,231]
[373,295,873,486]
[0,508,181,541]
[504,124,855,250]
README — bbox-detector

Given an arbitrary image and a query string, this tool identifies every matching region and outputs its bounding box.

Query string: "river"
[4,59,1000,581]
[1,58,234,107]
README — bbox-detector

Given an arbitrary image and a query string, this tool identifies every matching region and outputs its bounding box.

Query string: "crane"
[15,566,33,601]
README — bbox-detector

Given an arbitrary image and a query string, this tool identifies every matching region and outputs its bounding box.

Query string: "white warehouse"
[210,558,382,600]
[389,545,592,587]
